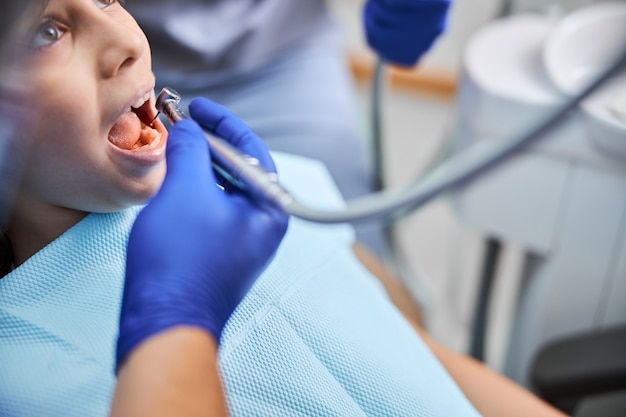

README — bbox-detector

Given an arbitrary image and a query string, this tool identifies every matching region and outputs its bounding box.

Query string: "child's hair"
[0,231,13,277]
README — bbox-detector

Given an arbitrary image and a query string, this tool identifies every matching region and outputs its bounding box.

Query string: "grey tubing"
[279,45,626,224]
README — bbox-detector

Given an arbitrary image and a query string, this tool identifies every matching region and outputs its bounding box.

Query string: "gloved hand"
[116,98,289,370]
[363,0,452,67]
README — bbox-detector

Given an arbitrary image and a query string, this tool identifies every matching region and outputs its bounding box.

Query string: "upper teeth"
[131,91,152,110]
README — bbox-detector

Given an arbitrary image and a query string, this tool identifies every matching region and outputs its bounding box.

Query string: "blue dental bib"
[0,153,480,417]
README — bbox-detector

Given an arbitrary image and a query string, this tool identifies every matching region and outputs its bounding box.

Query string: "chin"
[103,166,166,212]
[129,171,166,205]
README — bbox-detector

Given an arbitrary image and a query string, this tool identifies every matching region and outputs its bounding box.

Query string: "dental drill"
[156,87,296,209]
[156,44,626,225]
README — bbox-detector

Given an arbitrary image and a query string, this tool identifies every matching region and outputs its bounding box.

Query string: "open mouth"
[108,96,163,151]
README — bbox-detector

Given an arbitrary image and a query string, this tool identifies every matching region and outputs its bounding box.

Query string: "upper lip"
[112,79,156,125]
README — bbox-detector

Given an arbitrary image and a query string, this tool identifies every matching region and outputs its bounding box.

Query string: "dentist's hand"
[116,98,289,370]
[363,0,452,67]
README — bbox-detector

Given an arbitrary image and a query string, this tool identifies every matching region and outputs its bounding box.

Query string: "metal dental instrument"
[156,44,626,224]
[149,112,160,127]
[156,87,295,207]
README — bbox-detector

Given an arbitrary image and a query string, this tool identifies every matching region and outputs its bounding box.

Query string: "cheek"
[20,107,103,194]
[29,72,101,144]
[30,106,101,164]
[21,130,89,193]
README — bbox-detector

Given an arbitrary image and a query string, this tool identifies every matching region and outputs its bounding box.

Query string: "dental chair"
[531,324,626,415]
[449,6,626,416]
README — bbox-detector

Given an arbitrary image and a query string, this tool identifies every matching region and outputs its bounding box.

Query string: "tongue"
[109,111,142,150]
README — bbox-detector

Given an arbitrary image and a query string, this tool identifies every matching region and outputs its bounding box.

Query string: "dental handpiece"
[156,87,296,209]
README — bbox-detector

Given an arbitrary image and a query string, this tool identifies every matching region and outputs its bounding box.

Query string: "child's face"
[11,0,168,214]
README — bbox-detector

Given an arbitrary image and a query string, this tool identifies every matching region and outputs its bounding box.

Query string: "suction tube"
[157,45,626,224]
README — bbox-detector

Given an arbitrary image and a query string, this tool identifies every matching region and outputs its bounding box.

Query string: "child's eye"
[94,0,123,9]
[30,20,65,49]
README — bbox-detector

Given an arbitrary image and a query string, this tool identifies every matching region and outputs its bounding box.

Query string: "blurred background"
[327,0,626,384]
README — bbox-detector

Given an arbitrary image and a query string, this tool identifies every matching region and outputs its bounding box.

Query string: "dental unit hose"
[156,44,626,224]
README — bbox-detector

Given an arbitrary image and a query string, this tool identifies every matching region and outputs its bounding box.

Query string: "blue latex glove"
[116,98,289,370]
[364,0,452,67]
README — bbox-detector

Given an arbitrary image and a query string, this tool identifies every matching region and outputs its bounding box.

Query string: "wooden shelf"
[348,53,458,100]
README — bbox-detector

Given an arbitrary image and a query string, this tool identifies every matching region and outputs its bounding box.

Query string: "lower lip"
[108,118,168,166]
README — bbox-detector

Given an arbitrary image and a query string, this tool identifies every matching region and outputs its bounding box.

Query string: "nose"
[93,12,147,79]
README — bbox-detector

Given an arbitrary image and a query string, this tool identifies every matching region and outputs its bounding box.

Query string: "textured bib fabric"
[0,153,481,416]
[0,208,139,417]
